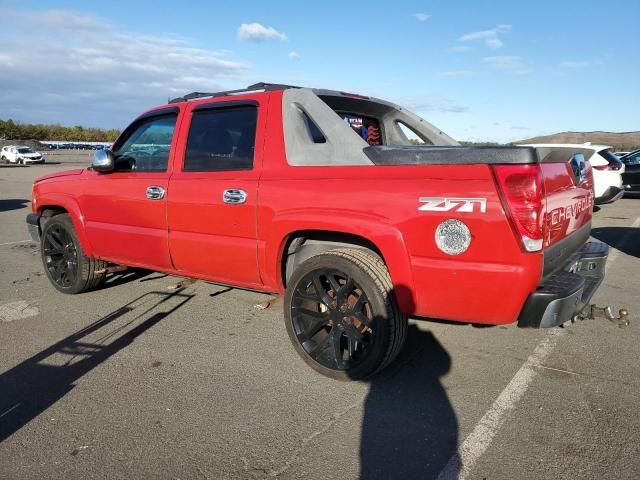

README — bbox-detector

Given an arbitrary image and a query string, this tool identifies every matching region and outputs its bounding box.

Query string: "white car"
[1,145,45,164]
[523,143,624,205]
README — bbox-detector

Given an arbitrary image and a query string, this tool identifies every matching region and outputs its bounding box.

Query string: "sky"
[0,0,638,143]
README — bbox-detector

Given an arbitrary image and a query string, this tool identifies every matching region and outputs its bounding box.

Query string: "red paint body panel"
[31,89,594,325]
[78,170,171,269]
[541,162,593,248]
[166,95,266,287]
[31,188,95,257]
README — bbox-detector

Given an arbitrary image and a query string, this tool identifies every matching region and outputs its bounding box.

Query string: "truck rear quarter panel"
[259,92,541,324]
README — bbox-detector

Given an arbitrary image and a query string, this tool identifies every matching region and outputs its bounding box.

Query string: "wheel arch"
[281,230,384,285]
[267,222,416,314]
[36,195,95,257]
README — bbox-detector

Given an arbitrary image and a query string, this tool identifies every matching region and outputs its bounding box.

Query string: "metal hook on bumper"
[574,305,630,328]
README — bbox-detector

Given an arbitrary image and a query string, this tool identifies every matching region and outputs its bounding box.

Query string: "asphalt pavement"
[1,159,639,479]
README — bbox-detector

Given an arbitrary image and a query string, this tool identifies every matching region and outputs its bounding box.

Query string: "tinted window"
[113,114,177,172]
[625,153,640,165]
[184,107,257,172]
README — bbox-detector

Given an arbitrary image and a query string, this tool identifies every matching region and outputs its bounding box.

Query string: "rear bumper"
[26,213,40,242]
[518,242,608,328]
[595,186,624,204]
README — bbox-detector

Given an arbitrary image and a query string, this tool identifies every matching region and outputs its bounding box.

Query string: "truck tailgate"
[364,144,596,277]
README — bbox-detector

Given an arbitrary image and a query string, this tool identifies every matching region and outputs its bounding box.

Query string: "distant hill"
[515,131,640,151]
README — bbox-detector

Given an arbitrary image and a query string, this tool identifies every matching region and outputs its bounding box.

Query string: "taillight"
[492,164,545,252]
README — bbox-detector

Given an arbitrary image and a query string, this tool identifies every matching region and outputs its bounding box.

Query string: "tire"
[284,248,408,380]
[40,213,107,294]
[1,156,6,164]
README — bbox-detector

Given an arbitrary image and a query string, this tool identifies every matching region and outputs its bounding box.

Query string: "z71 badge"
[418,197,487,213]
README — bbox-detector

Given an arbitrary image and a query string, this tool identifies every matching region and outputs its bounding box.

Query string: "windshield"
[17,147,33,153]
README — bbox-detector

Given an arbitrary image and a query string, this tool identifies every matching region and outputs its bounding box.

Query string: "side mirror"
[91,148,115,173]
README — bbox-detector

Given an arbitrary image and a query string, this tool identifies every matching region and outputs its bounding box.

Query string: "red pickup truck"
[27,83,608,379]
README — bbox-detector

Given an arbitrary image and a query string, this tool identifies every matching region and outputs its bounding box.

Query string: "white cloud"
[483,56,533,75]
[396,95,468,113]
[483,55,520,68]
[0,7,249,128]
[238,23,287,42]
[288,51,301,60]
[412,13,431,22]
[447,45,473,53]
[3,8,106,34]
[559,60,603,68]
[436,70,475,78]
[459,24,511,49]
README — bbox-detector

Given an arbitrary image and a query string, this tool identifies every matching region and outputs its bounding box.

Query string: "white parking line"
[436,330,564,480]
[0,240,31,247]
[437,213,640,480]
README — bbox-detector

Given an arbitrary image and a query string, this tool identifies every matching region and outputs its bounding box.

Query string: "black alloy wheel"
[290,268,374,371]
[43,223,78,289]
[40,213,107,294]
[284,248,407,380]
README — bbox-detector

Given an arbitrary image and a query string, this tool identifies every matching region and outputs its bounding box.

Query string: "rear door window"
[184,107,257,172]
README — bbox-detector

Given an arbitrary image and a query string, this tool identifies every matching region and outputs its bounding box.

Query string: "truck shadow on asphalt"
[0,290,194,443]
[591,227,640,258]
[0,198,29,212]
[98,268,156,289]
[357,315,459,478]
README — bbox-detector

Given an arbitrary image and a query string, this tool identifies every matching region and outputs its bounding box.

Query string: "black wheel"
[1,156,6,164]
[284,248,408,380]
[40,214,107,294]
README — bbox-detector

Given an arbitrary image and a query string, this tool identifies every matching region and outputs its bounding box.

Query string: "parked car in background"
[614,151,629,157]
[1,145,45,164]
[523,144,624,204]
[620,149,640,193]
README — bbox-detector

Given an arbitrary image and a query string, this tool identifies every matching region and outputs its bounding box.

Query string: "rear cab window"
[315,93,437,147]
[337,112,382,145]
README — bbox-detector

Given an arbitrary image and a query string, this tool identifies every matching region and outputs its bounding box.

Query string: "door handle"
[146,185,166,200]
[223,189,247,204]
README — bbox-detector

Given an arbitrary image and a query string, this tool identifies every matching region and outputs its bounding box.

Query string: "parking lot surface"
[1,159,639,479]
